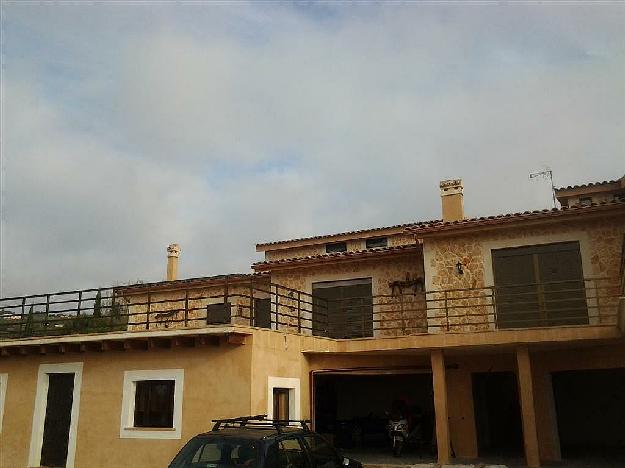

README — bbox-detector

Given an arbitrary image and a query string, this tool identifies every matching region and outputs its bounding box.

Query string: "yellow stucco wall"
[0,342,253,468]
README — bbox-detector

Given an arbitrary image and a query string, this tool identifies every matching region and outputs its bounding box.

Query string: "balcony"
[0,276,621,342]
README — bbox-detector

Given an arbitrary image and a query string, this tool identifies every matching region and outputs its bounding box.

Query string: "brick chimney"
[440,179,464,222]
[166,243,181,281]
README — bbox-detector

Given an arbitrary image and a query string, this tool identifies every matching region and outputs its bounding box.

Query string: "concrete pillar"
[516,346,541,467]
[431,349,452,464]
[166,243,181,281]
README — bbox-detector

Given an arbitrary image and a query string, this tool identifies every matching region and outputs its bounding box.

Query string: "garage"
[552,368,625,459]
[313,371,435,460]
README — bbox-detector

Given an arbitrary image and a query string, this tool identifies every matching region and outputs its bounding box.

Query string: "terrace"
[0,275,622,351]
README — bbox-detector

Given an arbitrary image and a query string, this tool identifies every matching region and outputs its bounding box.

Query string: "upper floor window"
[579,196,593,206]
[365,237,388,249]
[325,242,347,253]
[492,241,587,329]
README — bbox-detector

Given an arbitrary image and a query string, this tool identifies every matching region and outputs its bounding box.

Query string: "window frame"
[267,376,300,422]
[0,373,7,434]
[325,242,347,253]
[365,237,388,249]
[119,369,184,439]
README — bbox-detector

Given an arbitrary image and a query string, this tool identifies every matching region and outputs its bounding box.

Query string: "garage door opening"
[472,372,524,458]
[552,368,625,460]
[313,371,435,459]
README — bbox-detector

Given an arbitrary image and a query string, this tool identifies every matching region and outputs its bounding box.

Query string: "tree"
[93,290,102,318]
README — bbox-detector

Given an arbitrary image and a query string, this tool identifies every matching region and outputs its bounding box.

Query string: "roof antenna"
[529,168,558,208]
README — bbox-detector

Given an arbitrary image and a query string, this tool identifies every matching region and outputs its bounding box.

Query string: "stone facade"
[422,217,625,331]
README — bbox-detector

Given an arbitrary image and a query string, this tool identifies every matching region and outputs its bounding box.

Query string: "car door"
[302,434,343,468]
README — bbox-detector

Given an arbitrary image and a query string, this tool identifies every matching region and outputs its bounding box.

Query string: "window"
[120,369,184,439]
[207,302,231,325]
[312,278,373,338]
[170,437,260,468]
[267,437,308,468]
[303,434,342,468]
[492,242,587,328]
[267,377,300,421]
[579,196,593,206]
[273,388,290,421]
[325,242,347,253]
[134,380,175,428]
[365,237,388,249]
[0,373,7,433]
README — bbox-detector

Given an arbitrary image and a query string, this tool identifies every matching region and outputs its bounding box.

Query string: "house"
[0,176,624,468]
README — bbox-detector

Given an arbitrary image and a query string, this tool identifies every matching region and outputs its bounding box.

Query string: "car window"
[169,437,259,468]
[303,435,342,468]
[267,436,309,468]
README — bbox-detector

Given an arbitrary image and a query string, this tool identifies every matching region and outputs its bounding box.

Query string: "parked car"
[169,415,363,468]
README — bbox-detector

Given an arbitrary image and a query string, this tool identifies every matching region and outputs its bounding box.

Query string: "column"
[431,349,451,464]
[516,345,541,468]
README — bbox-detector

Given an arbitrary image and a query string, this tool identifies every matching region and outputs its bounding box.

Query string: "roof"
[116,273,268,295]
[252,244,421,271]
[406,199,625,236]
[255,221,434,250]
[555,175,625,192]
[196,427,304,440]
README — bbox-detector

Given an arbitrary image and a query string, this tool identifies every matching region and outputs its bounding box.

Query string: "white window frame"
[267,376,300,422]
[119,369,184,439]
[0,373,7,433]
[28,362,83,468]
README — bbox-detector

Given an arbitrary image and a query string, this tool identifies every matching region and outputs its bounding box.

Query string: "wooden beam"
[0,348,9,357]
[39,345,47,355]
[227,333,247,345]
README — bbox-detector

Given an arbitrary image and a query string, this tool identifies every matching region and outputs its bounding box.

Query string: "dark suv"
[168,415,362,468]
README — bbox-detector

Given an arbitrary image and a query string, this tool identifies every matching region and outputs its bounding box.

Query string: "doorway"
[472,372,524,457]
[29,363,82,468]
[41,373,75,467]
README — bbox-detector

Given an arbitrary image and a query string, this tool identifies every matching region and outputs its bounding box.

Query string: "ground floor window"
[268,377,300,422]
[120,369,184,439]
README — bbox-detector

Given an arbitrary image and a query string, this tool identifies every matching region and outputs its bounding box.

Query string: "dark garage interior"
[472,371,524,458]
[313,372,435,455]
[552,368,625,459]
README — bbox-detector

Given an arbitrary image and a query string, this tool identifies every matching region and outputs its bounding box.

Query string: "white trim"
[28,362,83,468]
[267,376,300,421]
[0,373,7,433]
[119,369,184,440]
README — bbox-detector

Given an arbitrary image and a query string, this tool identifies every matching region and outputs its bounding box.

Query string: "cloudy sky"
[1,2,623,297]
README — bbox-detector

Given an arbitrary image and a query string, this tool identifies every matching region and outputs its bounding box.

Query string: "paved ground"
[342,447,625,468]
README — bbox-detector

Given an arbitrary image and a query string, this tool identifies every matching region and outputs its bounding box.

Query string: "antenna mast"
[529,168,558,208]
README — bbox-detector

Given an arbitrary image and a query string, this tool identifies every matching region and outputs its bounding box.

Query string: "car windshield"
[169,437,260,468]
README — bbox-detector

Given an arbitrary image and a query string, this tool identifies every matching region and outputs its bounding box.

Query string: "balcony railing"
[0,277,620,341]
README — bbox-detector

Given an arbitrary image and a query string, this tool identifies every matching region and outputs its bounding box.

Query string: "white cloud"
[1,3,623,296]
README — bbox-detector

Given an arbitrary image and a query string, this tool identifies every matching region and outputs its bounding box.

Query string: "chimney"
[166,243,181,281]
[440,179,464,222]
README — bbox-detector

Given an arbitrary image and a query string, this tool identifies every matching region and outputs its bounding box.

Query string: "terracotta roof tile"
[116,273,267,294]
[406,199,625,235]
[252,244,421,271]
[555,175,624,192]
[255,221,437,249]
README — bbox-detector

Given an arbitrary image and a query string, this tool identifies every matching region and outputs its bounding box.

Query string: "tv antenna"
[529,168,558,208]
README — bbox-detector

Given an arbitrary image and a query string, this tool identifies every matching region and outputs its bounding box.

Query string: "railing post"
[45,294,50,333]
[443,290,449,332]
[491,286,497,330]
[275,285,279,330]
[184,289,189,327]
[297,291,302,333]
[249,279,255,326]
[20,296,26,337]
[146,288,151,330]
[76,291,82,317]
[224,277,230,323]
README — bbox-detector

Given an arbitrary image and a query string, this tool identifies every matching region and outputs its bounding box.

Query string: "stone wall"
[422,216,625,331]
[269,252,426,337]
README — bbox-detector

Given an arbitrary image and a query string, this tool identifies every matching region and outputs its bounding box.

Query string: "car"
[168,415,363,468]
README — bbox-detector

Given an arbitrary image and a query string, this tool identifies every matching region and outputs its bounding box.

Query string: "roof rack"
[212,414,311,433]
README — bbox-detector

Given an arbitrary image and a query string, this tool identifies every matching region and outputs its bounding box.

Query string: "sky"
[0,1,623,297]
